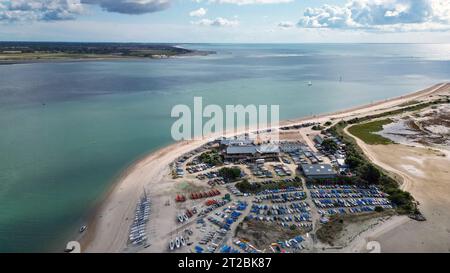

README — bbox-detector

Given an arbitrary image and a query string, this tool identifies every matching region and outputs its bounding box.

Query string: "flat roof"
[226,144,280,155]
[226,145,257,155]
[257,144,280,154]
[301,164,336,176]
[220,138,254,146]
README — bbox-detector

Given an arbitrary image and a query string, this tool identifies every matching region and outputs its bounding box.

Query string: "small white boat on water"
[307,81,312,86]
[79,225,87,233]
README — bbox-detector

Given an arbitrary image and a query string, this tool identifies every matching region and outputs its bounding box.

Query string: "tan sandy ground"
[83,83,450,253]
[349,144,450,252]
[342,93,450,253]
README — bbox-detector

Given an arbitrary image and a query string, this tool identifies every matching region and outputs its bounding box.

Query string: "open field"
[348,119,394,145]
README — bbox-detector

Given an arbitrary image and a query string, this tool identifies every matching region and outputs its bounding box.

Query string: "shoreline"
[82,82,448,252]
[0,51,214,66]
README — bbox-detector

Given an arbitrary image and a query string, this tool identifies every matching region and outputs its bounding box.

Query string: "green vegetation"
[347,99,445,125]
[321,138,339,152]
[235,179,253,192]
[359,164,381,183]
[316,216,344,246]
[219,167,242,182]
[223,193,231,201]
[316,211,393,245]
[235,219,307,250]
[0,42,213,63]
[311,124,324,131]
[347,119,394,145]
[345,154,365,169]
[324,121,332,126]
[235,177,303,194]
[198,150,222,166]
[306,176,367,186]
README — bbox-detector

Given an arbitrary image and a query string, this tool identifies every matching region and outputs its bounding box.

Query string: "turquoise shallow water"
[0,44,449,252]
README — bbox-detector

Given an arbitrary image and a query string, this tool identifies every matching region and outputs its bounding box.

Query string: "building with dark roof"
[300,164,336,179]
[313,135,324,145]
[223,144,280,162]
[226,145,257,155]
[220,137,254,147]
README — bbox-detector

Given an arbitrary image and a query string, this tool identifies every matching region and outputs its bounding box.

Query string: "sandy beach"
[83,82,450,253]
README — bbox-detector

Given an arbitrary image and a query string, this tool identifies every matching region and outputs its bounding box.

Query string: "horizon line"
[1,41,450,45]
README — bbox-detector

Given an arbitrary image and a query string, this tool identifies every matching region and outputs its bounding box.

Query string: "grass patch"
[235,219,306,250]
[316,211,393,246]
[198,150,222,166]
[235,177,303,194]
[218,167,242,182]
[347,99,446,125]
[348,119,394,145]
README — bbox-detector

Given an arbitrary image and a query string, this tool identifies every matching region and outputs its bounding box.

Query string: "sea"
[0,43,449,252]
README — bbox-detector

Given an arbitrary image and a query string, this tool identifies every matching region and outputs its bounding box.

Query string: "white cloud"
[298,0,450,31]
[277,21,294,28]
[0,0,172,22]
[195,0,293,5]
[0,0,83,22]
[189,7,207,17]
[192,17,239,27]
[81,0,170,14]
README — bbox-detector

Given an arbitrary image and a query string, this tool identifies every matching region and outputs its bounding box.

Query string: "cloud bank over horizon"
[298,0,450,31]
[81,0,171,15]
[0,0,83,22]
[0,0,172,22]
[194,0,293,5]
[1,0,450,43]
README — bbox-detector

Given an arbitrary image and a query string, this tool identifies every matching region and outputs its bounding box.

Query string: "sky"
[0,0,449,43]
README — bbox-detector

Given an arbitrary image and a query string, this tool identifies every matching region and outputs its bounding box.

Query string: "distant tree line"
[0,42,193,56]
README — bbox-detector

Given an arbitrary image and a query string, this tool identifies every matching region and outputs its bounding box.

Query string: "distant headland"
[0,42,215,64]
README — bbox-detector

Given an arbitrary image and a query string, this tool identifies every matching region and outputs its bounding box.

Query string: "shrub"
[359,164,381,184]
[321,139,339,152]
[199,151,222,165]
[219,167,241,182]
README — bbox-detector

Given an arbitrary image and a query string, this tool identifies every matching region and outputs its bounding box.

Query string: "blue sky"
[1,0,449,43]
